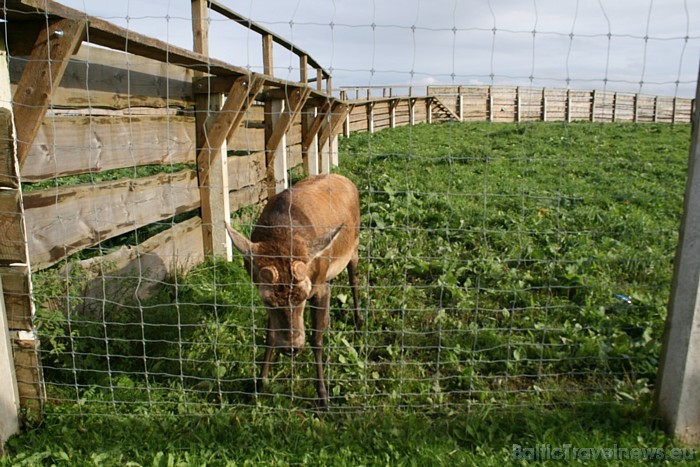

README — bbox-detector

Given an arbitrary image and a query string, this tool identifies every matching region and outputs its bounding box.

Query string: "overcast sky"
[61,0,700,98]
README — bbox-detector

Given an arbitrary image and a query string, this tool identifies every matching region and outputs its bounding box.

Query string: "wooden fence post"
[299,54,308,84]
[653,96,659,123]
[192,1,232,259]
[488,86,494,122]
[457,86,463,121]
[0,274,19,453]
[302,106,320,176]
[633,93,639,123]
[591,89,597,122]
[3,20,56,427]
[566,89,572,123]
[390,99,398,129]
[656,66,700,445]
[672,97,678,126]
[541,88,547,122]
[0,36,20,450]
[269,99,288,194]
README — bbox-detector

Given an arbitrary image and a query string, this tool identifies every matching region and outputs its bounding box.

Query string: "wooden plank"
[0,110,17,188]
[23,169,201,270]
[227,151,266,190]
[9,45,195,110]
[12,332,42,414]
[67,216,205,308]
[13,18,86,168]
[0,190,24,266]
[230,179,267,212]
[23,115,196,181]
[0,266,32,331]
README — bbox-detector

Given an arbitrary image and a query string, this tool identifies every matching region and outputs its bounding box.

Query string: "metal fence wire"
[3,0,699,416]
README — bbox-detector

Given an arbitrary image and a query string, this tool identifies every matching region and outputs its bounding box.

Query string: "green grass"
[4,403,694,466]
[4,121,693,464]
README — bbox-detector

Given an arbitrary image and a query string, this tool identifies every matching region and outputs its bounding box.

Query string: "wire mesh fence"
[3,0,699,417]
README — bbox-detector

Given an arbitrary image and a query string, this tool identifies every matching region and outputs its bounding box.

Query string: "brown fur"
[226,174,361,409]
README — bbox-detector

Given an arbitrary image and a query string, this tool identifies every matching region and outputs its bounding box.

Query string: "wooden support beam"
[195,75,264,258]
[13,18,85,168]
[318,102,350,151]
[196,75,264,189]
[266,87,311,157]
[265,87,311,195]
[315,102,348,174]
[301,101,332,152]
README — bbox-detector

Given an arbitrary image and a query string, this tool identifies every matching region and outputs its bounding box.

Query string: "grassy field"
[2,121,695,465]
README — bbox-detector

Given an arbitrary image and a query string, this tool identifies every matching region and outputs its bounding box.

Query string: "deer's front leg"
[310,283,331,409]
[347,249,362,329]
[257,318,277,393]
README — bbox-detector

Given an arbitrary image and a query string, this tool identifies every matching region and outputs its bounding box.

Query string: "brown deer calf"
[225,174,361,408]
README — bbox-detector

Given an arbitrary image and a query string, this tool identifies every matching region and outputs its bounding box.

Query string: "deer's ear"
[226,222,255,258]
[307,225,343,259]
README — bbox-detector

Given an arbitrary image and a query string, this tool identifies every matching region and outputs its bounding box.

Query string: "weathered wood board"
[23,169,201,270]
[67,216,205,309]
[23,115,196,181]
[0,190,24,266]
[9,43,195,110]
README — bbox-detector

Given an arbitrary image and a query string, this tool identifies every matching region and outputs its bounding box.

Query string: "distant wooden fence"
[342,85,694,127]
